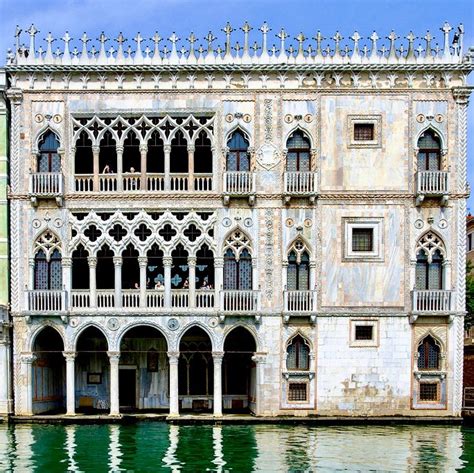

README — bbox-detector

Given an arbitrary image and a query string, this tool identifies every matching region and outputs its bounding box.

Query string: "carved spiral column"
[63,351,77,415]
[6,89,23,193]
[113,256,123,308]
[87,256,97,308]
[168,351,180,416]
[108,351,121,416]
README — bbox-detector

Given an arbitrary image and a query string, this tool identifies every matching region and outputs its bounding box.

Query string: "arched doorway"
[179,326,213,411]
[223,327,256,413]
[75,327,109,413]
[119,326,168,411]
[32,326,65,414]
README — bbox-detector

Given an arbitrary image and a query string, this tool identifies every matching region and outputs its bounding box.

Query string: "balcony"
[219,290,261,322]
[415,171,449,206]
[283,290,317,323]
[25,290,68,322]
[29,172,63,206]
[283,171,318,204]
[223,171,256,205]
[412,290,454,319]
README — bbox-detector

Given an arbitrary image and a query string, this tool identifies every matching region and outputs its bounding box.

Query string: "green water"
[0,423,473,472]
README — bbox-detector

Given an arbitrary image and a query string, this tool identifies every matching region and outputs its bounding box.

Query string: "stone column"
[62,256,72,310]
[63,351,77,415]
[212,352,224,417]
[138,256,148,308]
[168,351,179,416]
[113,256,122,308]
[188,256,196,308]
[88,256,97,308]
[214,257,224,310]
[251,353,266,416]
[116,145,124,192]
[139,144,148,190]
[211,146,217,192]
[21,353,36,415]
[163,256,172,308]
[108,352,120,416]
[0,334,12,414]
[164,144,171,191]
[92,145,100,191]
[28,258,35,289]
[187,145,195,191]
[443,260,452,290]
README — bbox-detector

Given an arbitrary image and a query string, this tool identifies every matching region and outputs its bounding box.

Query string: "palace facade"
[3,22,473,417]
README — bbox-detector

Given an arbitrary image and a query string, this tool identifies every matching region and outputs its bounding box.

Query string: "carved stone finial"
[44,32,55,61]
[61,31,71,62]
[151,32,162,62]
[387,30,398,60]
[424,30,434,58]
[351,31,361,61]
[276,28,288,60]
[333,31,343,58]
[222,22,234,59]
[115,32,126,60]
[14,25,22,55]
[26,24,38,62]
[369,31,379,60]
[97,31,108,61]
[441,22,452,59]
[260,22,271,60]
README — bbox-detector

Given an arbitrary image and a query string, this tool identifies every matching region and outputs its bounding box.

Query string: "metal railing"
[26,290,67,312]
[284,171,317,195]
[223,171,255,195]
[220,290,260,312]
[29,172,63,196]
[416,171,449,195]
[284,290,316,312]
[412,289,454,312]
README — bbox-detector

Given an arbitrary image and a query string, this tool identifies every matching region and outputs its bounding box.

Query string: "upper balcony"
[411,289,454,321]
[283,171,318,204]
[25,289,68,322]
[415,171,449,206]
[29,172,64,206]
[222,171,256,206]
[283,290,317,324]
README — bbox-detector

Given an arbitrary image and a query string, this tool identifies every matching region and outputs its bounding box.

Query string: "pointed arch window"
[38,131,60,172]
[415,232,445,290]
[417,335,440,370]
[286,335,310,371]
[417,129,441,171]
[224,249,252,290]
[227,130,250,172]
[286,131,311,172]
[287,248,310,291]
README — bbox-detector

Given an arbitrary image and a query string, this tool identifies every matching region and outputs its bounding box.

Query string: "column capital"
[62,256,72,267]
[163,256,173,267]
[29,258,35,268]
[139,144,148,153]
[138,256,148,266]
[116,145,124,154]
[163,144,172,153]
[21,352,36,364]
[63,351,77,360]
[107,351,120,362]
[453,87,471,105]
[113,256,122,266]
[88,256,97,267]
[212,351,225,361]
[188,256,197,266]
[187,145,196,153]
[6,88,23,104]
[214,257,224,268]
[167,351,180,363]
[92,145,100,154]
[251,352,266,364]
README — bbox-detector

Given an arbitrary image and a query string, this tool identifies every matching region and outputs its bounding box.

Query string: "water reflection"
[0,422,472,472]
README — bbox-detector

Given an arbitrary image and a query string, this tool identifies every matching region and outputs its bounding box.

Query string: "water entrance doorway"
[119,368,136,409]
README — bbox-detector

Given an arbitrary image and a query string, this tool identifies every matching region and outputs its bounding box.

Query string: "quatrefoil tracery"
[415,231,446,263]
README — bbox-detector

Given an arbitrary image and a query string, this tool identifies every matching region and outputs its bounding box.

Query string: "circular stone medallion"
[414,219,424,229]
[168,318,180,331]
[107,318,120,331]
[208,317,219,328]
[438,219,448,229]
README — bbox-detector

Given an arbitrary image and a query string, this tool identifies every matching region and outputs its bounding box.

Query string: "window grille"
[417,130,441,171]
[417,335,440,370]
[352,228,373,252]
[224,248,252,290]
[288,383,308,401]
[227,130,250,171]
[38,131,61,172]
[34,249,62,290]
[287,336,310,370]
[287,251,310,291]
[354,123,374,141]
[355,325,373,341]
[419,382,439,402]
[415,250,443,290]
[286,131,311,172]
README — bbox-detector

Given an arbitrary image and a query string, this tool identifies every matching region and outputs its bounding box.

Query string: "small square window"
[419,382,439,402]
[355,325,373,341]
[354,123,374,141]
[288,383,308,401]
[352,228,374,252]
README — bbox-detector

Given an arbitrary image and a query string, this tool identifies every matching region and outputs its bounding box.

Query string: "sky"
[1,0,473,209]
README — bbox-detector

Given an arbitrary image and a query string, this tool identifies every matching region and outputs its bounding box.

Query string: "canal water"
[0,423,473,472]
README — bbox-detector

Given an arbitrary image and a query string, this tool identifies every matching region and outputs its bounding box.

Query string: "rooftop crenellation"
[6,21,474,68]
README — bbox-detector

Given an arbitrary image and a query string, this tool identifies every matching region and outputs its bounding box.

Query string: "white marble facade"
[5,22,473,417]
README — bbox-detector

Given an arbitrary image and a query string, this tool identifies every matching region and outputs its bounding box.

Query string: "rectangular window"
[468,234,473,252]
[352,228,374,252]
[419,382,439,402]
[288,383,308,401]
[355,325,373,341]
[354,123,374,141]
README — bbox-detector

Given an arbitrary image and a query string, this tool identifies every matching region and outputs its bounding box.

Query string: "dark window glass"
[355,325,373,341]
[419,382,439,401]
[286,131,311,172]
[417,130,441,171]
[354,123,374,141]
[38,131,61,172]
[287,251,310,291]
[352,228,373,252]
[417,335,440,370]
[415,250,443,290]
[34,249,62,290]
[227,130,250,171]
[223,248,252,290]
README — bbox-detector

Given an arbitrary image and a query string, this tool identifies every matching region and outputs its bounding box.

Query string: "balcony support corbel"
[415,194,424,206]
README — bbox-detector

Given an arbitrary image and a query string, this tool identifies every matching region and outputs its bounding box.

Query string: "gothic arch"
[286,330,313,351]
[176,322,216,352]
[33,126,62,154]
[225,125,252,148]
[72,323,111,351]
[222,227,253,259]
[115,321,170,352]
[416,330,445,352]
[33,230,62,260]
[414,125,446,151]
[284,126,314,149]
[415,230,447,262]
[29,323,66,352]
[223,324,260,352]
[286,235,312,261]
